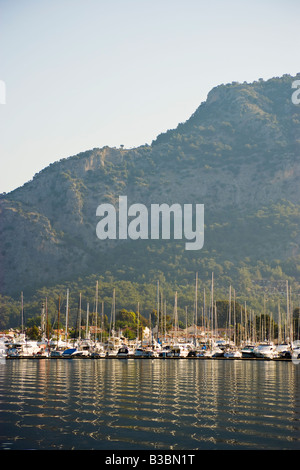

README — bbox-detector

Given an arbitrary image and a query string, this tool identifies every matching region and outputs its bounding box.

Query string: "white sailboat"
[7,337,41,357]
[292,341,300,363]
[276,343,291,358]
[0,337,8,362]
[105,289,124,356]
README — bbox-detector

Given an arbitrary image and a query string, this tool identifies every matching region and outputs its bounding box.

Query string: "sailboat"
[105,289,124,356]
[50,296,66,357]
[210,275,224,358]
[0,337,7,363]
[292,340,300,363]
[223,286,241,358]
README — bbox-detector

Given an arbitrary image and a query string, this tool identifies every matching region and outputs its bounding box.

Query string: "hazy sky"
[0,0,299,193]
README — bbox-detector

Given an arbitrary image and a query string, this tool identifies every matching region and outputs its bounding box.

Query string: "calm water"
[0,358,300,450]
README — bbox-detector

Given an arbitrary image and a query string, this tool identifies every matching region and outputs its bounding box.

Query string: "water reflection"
[0,359,299,449]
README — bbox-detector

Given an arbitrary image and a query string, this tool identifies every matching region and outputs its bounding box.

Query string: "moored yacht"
[117,345,134,357]
[158,344,187,357]
[276,343,291,358]
[134,347,157,358]
[90,343,106,358]
[134,347,146,357]
[224,348,242,358]
[291,341,300,363]
[254,342,278,359]
[7,338,41,357]
[50,349,64,357]
[0,338,8,362]
[105,335,125,356]
[62,348,78,357]
[211,347,224,357]
[241,344,256,358]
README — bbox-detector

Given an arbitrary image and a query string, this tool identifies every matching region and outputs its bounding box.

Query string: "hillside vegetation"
[0,74,299,329]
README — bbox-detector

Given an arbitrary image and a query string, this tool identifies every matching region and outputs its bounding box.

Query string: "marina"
[2,275,299,452]
[2,335,300,362]
[2,275,300,364]
[1,2,300,452]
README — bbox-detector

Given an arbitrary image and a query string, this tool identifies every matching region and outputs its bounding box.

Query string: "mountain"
[0,74,300,325]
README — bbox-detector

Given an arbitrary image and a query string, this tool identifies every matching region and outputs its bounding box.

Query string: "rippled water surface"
[0,359,300,450]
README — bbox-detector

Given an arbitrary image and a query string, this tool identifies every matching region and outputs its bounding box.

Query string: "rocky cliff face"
[1,74,299,296]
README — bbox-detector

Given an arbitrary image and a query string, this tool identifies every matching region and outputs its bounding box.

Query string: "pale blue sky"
[0,0,299,193]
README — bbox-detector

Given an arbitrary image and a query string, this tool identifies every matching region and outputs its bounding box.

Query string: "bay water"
[0,358,299,450]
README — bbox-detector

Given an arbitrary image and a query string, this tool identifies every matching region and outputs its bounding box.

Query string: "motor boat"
[105,336,125,356]
[197,349,213,358]
[71,349,90,357]
[276,343,291,358]
[90,343,106,358]
[7,339,41,357]
[62,348,78,357]
[211,346,224,358]
[158,345,183,357]
[224,348,242,358]
[134,347,146,357]
[187,350,198,357]
[291,341,300,364]
[50,349,63,357]
[292,347,300,364]
[0,338,7,362]
[117,346,132,358]
[134,347,156,358]
[241,344,256,358]
[254,342,278,359]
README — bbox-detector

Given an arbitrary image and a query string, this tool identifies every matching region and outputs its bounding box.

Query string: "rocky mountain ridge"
[1,73,299,299]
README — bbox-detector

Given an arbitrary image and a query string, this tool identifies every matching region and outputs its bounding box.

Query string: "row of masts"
[23,275,299,346]
[155,274,298,346]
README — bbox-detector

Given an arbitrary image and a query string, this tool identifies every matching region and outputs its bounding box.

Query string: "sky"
[0,0,299,194]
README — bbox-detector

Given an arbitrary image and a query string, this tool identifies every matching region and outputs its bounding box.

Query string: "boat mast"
[160,290,164,342]
[78,293,82,341]
[244,301,247,344]
[185,306,188,342]
[289,282,293,344]
[164,300,167,342]
[101,301,104,343]
[137,301,140,344]
[228,285,232,345]
[203,288,206,346]
[65,288,69,342]
[41,300,45,339]
[46,297,49,341]
[21,291,24,335]
[211,272,214,348]
[109,288,116,339]
[194,272,198,346]
[113,288,116,337]
[86,302,89,340]
[57,296,60,348]
[252,308,256,344]
[173,291,178,343]
[95,281,98,342]
[157,281,160,343]
[233,288,236,346]
[214,300,218,338]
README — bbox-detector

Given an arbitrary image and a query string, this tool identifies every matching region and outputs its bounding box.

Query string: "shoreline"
[5,355,292,361]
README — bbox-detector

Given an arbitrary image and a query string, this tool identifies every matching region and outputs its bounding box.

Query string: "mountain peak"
[1,73,299,300]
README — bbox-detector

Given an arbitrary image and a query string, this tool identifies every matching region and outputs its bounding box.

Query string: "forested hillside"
[1,74,299,329]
